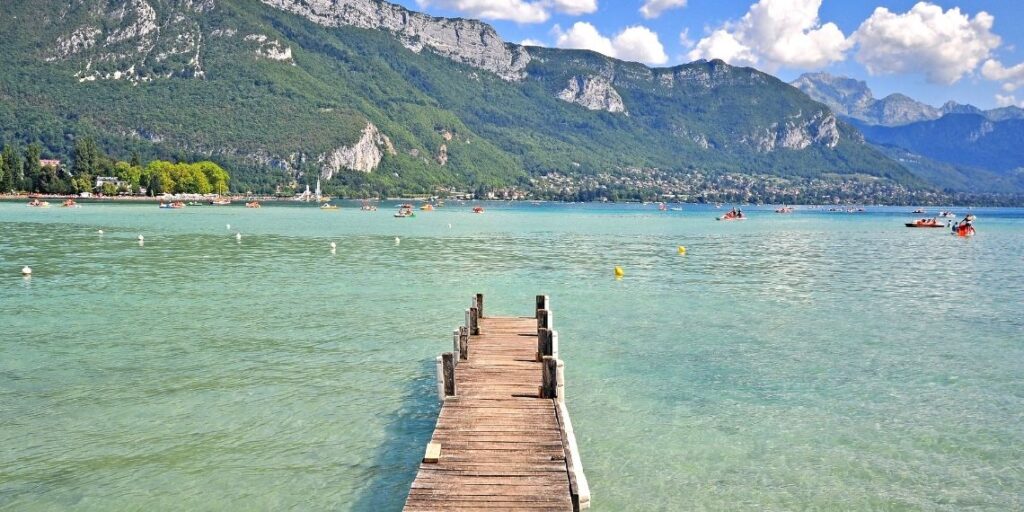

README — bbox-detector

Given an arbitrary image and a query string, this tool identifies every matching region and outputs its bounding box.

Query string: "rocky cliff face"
[752,111,840,152]
[259,0,531,80]
[318,122,395,177]
[48,0,213,83]
[556,76,626,113]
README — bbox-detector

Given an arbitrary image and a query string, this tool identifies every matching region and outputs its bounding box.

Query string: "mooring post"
[452,329,460,364]
[435,355,444,401]
[537,309,552,333]
[537,327,552,361]
[475,293,484,318]
[541,356,557,399]
[458,326,469,360]
[536,294,549,318]
[442,352,456,397]
[469,306,480,335]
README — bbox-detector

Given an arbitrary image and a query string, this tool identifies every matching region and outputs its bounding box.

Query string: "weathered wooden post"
[469,306,480,335]
[536,294,549,318]
[435,355,445,401]
[442,352,456,397]
[451,329,460,363]
[475,293,484,318]
[541,356,559,399]
[458,326,469,360]
[537,309,552,333]
[537,327,551,361]
[551,330,559,360]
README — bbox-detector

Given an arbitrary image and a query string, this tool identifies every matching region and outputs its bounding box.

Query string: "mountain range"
[793,73,1024,193]
[0,0,928,199]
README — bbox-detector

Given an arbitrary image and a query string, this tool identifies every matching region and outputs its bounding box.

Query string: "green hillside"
[0,0,921,197]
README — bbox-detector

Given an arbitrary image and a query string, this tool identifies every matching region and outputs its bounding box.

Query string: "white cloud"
[853,2,1000,85]
[686,0,850,71]
[678,28,694,49]
[521,38,547,47]
[554,22,668,65]
[613,26,669,65]
[555,22,616,56]
[640,0,687,20]
[994,94,1022,108]
[981,59,1024,92]
[415,0,596,23]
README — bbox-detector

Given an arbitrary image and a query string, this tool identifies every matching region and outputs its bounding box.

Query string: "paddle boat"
[394,204,415,218]
[245,201,261,208]
[775,206,794,214]
[360,201,378,212]
[952,215,977,237]
[938,211,956,218]
[472,206,485,214]
[159,201,185,209]
[912,208,926,214]
[61,199,80,208]
[209,198,231,206]
[420,203,435,211]
[27,199,50,208]
[905,218,945,228]
[716,208,746,221]
[320,202,339,210]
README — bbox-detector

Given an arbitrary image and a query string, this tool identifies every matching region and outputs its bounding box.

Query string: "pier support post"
[475,293,484,318]
[536,295,549,318]
[537,309,552,333]
[537,328,551,361]
[452,330,461,364]
[458,326,469,360]
[542,356,564,401]
[469,307,480,335]
[442,352,456,397]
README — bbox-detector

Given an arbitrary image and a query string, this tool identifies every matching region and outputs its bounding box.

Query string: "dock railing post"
[469,306,479,335]
[475,293,484,318]
[458,326,469,360]
[442,352,456,398]
[537,309,552,334]
[451,330,461,364]
[541,356,557,399]
[536,295,549,319]
[551,330,560,360]
[537,328,551,361]
[435,356,444,401]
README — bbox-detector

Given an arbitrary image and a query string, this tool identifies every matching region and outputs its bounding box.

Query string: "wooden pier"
[404,294,590,511]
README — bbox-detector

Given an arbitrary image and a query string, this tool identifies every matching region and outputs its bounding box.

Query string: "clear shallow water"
[1,201,1022,511]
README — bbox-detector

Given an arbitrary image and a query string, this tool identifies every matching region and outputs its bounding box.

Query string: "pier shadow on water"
[349,361,439,512]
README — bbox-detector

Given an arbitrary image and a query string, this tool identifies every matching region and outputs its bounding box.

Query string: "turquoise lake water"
[1,201,1022,511]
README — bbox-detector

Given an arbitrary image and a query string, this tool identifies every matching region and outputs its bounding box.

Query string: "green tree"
[72,136,99,178]
[1,145,23,192]
[130,151,142,168]
[24,143,42,192]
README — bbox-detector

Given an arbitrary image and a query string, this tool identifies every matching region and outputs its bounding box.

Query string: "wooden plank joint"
[422,441,441,463]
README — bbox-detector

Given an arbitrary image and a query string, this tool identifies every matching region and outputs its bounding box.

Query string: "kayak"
[905,222,944,228]
[716,216,745,221]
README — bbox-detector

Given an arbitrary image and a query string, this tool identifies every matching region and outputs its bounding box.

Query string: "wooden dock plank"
[404,315,576,511]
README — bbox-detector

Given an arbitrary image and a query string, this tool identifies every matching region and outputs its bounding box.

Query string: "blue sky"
[390,1,1024,109]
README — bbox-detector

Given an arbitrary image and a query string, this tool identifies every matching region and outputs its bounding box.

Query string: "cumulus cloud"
[640,0,687,20]
[981,59,1024,92]
[520,38,547,47]
[994,94,1022,108]
[686,0,850,71]
[554,22,668,65]
[416,0,596,23]
[853,2,1000,84]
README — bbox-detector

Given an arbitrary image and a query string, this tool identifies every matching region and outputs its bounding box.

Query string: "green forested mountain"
[0,0,921,197]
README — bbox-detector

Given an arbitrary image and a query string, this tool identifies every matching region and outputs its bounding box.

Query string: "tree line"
[0,137,229,196]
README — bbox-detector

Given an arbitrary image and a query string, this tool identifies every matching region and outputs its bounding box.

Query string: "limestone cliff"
[318,122,396,177]
[259,0,530,80]
[754,111,840,152]
[556,76,626,114]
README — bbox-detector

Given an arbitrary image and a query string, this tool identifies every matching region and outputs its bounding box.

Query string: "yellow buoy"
[678,245,686,255]
[614,266,624,278]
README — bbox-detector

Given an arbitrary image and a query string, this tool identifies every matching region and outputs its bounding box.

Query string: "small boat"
[245,201,261,208]
[912,208,926,214]
[61,199,80,208]
[159,201,185,209]
[775,206,794,214]
[717,208,746,221]
[905,218,945,228]
[209,199,231,206]
[953,225,976,237]
[320,202,339,210]
[472,206,485,214]
[658,203,667,211]
[394,204,415,218]
[360,201,377,212]
[420,203,435,211]
[938,211,956,218]
[27,199,50,208]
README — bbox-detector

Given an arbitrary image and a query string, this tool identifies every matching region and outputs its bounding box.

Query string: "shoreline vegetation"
[4,138,1023,207]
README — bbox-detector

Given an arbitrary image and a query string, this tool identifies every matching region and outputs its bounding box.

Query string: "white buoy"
[236,232,242,241]
[395,237,401,245]
[21,266,32,276]
[330,242,337,249]
[447,223,452,229]
[97,229,104,235]
[226,224,231,230]
[137,234,144,241]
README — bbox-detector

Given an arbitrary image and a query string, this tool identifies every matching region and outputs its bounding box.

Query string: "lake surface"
[1,201,1022,511]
